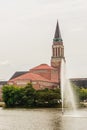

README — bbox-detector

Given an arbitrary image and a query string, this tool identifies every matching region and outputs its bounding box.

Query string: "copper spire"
[54,20,62,41]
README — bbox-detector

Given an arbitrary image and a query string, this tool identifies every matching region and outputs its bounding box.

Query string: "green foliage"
[71,83,87,101]
[35,88,61,107]
[79,88,87,101]
[3,85,20,107]
[2,83,61,108]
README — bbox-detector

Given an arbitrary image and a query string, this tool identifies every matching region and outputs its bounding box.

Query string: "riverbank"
[1,101,87,109]
[0,102,5,107]
[0,101,61,108]
[80,102,87,107]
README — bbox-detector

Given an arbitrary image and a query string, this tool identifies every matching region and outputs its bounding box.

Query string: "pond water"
[0,108,87,130]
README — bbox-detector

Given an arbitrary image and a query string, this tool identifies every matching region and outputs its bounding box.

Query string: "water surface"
[0,108,87,130]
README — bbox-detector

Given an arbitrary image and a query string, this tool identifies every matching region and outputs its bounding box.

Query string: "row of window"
[53,47,64,57]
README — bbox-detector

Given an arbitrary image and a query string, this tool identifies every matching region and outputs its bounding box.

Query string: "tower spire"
[51,20,65,68]
[51,20,65,86]
[54,20,62,42]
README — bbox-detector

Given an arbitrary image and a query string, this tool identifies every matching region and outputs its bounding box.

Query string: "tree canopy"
[2,83,61,108]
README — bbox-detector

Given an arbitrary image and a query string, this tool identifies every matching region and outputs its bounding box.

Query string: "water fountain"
[60,59,78,116]
[60,59,65,114]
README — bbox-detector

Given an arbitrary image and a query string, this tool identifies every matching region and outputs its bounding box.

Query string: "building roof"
[9,72,51,82]
[9,72,58,83]
[30,64,55,70]
[10,71,28,80]
[70,78,87,81]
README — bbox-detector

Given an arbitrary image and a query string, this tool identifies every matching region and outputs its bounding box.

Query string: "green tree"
[2,84,61,108]
[22,83,36,107]
[3,85,18,107]
[79,88,87,101]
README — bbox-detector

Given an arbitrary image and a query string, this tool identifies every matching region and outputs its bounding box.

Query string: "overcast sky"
[0,0,87,80]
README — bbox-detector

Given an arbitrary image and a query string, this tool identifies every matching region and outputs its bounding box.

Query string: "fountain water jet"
[60,59,65,114]
[60,59,78,116]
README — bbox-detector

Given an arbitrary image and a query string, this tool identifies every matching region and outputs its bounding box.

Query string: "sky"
[0,0,87,80]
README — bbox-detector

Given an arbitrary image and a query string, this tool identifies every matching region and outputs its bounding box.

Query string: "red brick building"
[8,21,65,90]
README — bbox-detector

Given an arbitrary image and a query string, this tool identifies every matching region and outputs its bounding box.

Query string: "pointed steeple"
[53,20,62,42]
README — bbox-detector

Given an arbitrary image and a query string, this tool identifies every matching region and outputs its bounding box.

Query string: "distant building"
[8,21,65,90]
[70,78,87,88]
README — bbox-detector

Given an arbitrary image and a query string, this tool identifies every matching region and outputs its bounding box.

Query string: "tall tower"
[51,20,65,81]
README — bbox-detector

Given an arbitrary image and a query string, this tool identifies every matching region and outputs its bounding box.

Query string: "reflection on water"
[0,108,87,130]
